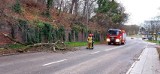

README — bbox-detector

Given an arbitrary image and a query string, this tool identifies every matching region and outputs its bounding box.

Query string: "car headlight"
[106,38,110,42]
[116,39,120,42]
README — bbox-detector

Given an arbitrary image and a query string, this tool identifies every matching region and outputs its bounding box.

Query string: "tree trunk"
[2,33,25,45]
[83,0,87,17]
[74,0,78,15]
[69,0,74,14]
[58,0,63,16]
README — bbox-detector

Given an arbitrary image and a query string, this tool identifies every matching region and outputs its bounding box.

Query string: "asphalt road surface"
[0,37,148,74]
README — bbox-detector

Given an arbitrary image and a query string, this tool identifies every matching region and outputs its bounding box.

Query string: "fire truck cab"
[106,29,126,45]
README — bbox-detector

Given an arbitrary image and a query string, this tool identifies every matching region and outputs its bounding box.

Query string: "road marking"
[42,59,67,66]
[126,43,148,74]
[126,61,137,74]
[90,51,100,55]
[104,46,124,51]
[104,42,137,52]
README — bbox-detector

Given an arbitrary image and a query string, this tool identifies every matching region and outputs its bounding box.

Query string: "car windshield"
[108,30,119,35]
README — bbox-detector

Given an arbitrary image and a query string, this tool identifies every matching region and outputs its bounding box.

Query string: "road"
[0,37,148,74]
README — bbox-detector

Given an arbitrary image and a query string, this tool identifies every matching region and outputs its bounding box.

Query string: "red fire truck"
[106,29,126,45]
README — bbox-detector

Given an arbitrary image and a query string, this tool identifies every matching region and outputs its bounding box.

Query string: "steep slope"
[0,0,106,45]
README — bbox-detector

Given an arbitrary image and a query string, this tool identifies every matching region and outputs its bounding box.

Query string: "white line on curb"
[90,51,100,55]
[43,59,67,66]
[126,61,137,74]
[126,42,148,74]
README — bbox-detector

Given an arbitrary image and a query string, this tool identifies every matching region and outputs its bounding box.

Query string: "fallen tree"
[2,33,67,52]
[2,33,26,45]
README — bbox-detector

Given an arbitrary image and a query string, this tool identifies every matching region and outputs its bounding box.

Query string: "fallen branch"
[24,40,67,52]
[2,33,25,45]
[31,40,60,51]
[2,33,66,52]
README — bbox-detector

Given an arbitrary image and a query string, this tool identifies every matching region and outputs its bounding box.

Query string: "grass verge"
[65,42,100,47]
[147,40,160,44]
[8,44,26,49]
[0,44,27,56]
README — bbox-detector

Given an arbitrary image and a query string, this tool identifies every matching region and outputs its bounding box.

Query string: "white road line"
[104,42,137,52]
[126,43,148,74]
[90,51,100,55]
[42,59,67,66]
[126,61,137,74]
[104,46,124,51]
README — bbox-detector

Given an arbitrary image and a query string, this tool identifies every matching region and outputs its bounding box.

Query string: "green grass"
[147,40,160,44]
[8,44,26,49]
[65,42,100,47]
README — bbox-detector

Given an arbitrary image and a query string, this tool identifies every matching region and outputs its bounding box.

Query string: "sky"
[116,0,160,25]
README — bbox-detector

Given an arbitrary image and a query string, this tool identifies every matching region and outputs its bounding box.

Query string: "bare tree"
[69,0,79,15]
[124,25,139,35]
[143,17,160,41]
[154,16,160,41]
[57,0,63,16]
[63,0,71,13]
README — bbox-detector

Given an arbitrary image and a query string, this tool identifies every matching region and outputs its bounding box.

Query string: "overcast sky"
[116,0,160,25]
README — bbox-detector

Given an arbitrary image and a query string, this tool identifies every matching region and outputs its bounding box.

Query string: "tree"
[46,0,54,17]
[97,0,110,13]
[96,0,128,27]
[69,0,79,15]
[83,0,96,18]
[12,0,22,13]
[57,0,63,16]
[124,25,139,35]
[83,0,88,16]
[143,17,160,41]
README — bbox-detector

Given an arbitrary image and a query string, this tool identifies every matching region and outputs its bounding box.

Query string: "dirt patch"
[0,48,17,56]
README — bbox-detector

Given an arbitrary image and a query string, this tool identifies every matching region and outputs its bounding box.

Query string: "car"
[142,37,146,40]
[147,35,153,40]
[142,35,147,40]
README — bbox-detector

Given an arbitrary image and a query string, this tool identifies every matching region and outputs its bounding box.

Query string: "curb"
[126,43,148,74]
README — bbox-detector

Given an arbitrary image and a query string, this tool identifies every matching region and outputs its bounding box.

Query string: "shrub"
[42,23,54,42]
[18,19,37,44]
[12,0,22,13]
[35,21,54,43]
[55,26,65,41]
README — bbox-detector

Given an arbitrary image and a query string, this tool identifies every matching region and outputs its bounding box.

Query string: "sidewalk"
[127,47,160,74]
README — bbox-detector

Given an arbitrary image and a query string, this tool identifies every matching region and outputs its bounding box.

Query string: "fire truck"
[106,29,126,45]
